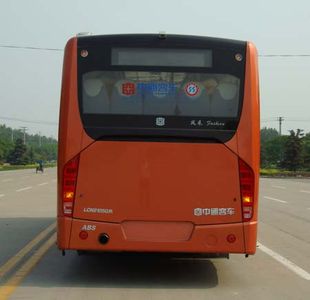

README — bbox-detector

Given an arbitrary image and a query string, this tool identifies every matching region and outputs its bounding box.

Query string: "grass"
[0,163,56,171]
[260,168,310,177]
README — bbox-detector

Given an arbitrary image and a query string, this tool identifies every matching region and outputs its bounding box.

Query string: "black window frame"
[77,34,247,143]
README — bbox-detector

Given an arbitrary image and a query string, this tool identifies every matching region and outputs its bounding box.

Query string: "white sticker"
[83,207,113,214]
[155,117,165,126]
[81,225,96,231]
[194,208,203,216]
[194,207,235,216]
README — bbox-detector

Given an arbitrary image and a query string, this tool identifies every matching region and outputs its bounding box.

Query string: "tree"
[262,135,287,168]
[27,146,35,164]
[260,127,279,144]
[302,133,310,170]
[0,124,58,164]
[7,138,29,165]
[281,129,304,171]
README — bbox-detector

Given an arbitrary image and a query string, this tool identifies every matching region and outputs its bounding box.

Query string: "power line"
[262,118,310,122]
[259,54,310,57]
[0,44,63,52]
[261,118,277,122]
[1,44,310,57]
[0,116,58,126]
[286,119,310,122]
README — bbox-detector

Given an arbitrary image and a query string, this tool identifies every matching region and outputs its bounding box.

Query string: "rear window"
[77,35,246,141]
[82,71,240,118]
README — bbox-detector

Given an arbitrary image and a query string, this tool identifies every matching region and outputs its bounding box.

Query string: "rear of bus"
[57,34,260,256]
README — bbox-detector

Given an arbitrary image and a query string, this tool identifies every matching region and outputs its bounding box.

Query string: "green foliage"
[7,138,29,165]
[261,127,310,171]
[260,168,310,177]
[260,127,279,143]
[302,133,310,170]
[261,135,287,168]
[281,129,304,171]
[0,124,57,165]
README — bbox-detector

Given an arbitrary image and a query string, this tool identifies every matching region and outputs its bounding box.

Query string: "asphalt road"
[0,168,310,299]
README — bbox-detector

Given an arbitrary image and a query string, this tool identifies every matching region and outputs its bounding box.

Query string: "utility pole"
[277,117,284,136]
[20,126,27,144]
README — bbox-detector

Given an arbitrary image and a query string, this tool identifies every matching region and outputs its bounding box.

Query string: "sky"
[0,0,310,138]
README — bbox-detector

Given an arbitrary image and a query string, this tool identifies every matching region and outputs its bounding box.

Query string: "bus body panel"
[58,37,93,218]
[237,42,260,253]
[57,35,260,256]
[73,142,242,224]
[243,222,258,254]
[57,217,72,249]
[67,218,245,253]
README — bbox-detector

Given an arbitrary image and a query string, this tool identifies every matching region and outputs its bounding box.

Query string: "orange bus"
[57,33,260,258]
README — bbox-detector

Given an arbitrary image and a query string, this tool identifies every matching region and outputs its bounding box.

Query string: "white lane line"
[264,196,287,203]
[0,194,4,198]
[16,186,32,192]
[258,242,310,280]
[37,182,48,186]
[1,178,13,183]
[300,190,310,194]
[272,185,286,189]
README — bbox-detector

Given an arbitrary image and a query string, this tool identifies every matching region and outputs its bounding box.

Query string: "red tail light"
[239,158,255,222]
[62,156,79,217]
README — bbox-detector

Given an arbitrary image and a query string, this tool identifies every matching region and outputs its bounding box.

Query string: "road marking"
[300,190,310,194]
[0,222,56,279]
[0,194,4,198]
[264,196,287,203]
[51,179,56,183]
[0,232,56,300]
[16,186,32,192]
[1,179,12,183]
[257,242,310,281]
[271,185,286,189]
[37,182,48,186]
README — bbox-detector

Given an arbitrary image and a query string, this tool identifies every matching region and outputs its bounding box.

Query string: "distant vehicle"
[57,33,260,257]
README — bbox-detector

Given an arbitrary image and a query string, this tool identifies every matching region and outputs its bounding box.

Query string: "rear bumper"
[57,217,257,255]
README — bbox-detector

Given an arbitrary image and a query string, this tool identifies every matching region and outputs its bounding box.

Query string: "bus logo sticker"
[206,120,225,127]
[194,207,235,216]
[136,82,177,98]
[83,207,113,214]
[185,82,201,98]
[194,208,203,216]
[121,82,136,96]
[190,119,203,127]
[156,117,165,126]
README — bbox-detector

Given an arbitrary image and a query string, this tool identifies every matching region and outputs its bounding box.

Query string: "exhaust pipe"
[98,233,110,245]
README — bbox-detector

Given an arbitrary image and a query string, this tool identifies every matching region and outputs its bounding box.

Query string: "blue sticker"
[137,82,177,97]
